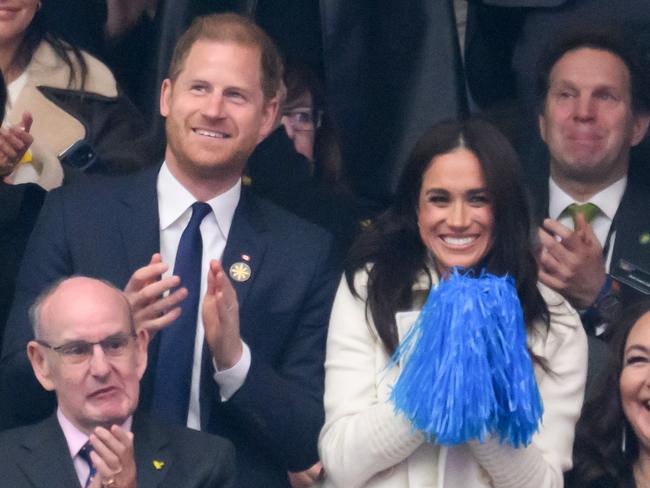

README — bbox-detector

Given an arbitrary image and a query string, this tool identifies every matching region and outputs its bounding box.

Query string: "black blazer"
[1,164,340,487]
[0,413,236,487]
[529,175,650,280]
[0,182,45,351]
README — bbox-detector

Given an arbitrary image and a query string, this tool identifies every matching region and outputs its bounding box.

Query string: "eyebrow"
[625,344,650,355]
[186,78,209,86]
[552,79,621,93]
[423,187,488,195]
[58,331,130,344]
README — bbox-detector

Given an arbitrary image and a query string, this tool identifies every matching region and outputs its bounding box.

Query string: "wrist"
[583,275,621,334]
[213,340,243,371]
[591,274,613,309]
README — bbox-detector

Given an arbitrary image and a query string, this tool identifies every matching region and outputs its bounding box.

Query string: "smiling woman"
[318,117,588,488]
[0,0,148,189]
[416,147,493,274]
[567,299,650,488]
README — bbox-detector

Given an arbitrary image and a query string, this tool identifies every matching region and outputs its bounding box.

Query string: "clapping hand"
[202,260,242,370]
[0,112,33,181]
[88,425,136,488]
[124,253,188,337]
[537,213,607,309]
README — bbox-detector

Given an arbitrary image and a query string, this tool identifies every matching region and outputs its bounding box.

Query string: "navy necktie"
[78,442,96,488]
[151,201,212,424]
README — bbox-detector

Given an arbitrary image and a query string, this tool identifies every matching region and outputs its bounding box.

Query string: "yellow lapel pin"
[153,460,165,470]
[229,262,252,282]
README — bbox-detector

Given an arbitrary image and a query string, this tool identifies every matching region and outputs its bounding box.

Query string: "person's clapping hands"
[537,213,607,309]
[202,259,243,370]
[88,425,136,488]
[123,253,188,337]
[0,112,33,182]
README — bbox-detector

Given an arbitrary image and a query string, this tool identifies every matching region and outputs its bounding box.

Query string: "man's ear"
[27,341,55,391]
[538,112,548,144]
[257,97,280,143]
[134,328,149,381]
[631,113,650,146]
[160,79,173,118]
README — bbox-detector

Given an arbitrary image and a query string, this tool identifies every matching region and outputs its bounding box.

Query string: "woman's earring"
[622,424,627,453]
[37,1,42,11]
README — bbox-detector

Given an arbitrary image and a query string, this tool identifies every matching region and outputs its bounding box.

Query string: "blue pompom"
[389,268,543,447]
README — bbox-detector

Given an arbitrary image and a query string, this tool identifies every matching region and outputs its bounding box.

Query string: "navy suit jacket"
[0,413,236,487]
[1,164,339,487]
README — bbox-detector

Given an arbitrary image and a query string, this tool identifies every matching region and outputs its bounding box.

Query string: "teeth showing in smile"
[194,129,227,138]
[443,236,476,246]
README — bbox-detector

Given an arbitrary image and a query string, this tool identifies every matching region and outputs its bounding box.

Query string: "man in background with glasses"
[0,276,236,488]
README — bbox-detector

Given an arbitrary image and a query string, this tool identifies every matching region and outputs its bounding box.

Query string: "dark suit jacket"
[529,174,650,398]
[1,164,339,487]
[529,174,650,279]
[0,413,236,487]
[0,183,45,351]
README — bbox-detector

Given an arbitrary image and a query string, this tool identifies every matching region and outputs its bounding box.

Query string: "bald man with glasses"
[0,276,236,488]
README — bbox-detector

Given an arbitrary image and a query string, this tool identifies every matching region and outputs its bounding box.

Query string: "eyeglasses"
[282,108,323,132]
[36,333,136,365]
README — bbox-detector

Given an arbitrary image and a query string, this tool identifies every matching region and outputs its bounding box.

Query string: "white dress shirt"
[157,162,251,430]
[548,176,627,270]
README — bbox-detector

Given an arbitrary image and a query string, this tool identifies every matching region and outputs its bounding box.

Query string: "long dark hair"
[566,300,650,487]
[8,6,87,89]
[345,117,547,353]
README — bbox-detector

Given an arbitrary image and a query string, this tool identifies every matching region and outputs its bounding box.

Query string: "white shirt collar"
[548,176,627,221]
[157,162,241,239]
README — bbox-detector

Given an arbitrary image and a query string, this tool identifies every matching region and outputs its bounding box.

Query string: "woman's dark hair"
[567,300,650,487]
[8,7,88,89]
[345,117,547,353]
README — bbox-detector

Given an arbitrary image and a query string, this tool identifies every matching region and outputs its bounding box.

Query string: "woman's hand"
[288,462,324,488]
[0,111,33,180]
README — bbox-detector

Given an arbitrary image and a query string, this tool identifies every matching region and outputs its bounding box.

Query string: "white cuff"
[212,341,251,401]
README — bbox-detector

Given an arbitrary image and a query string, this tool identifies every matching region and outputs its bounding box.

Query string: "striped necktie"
[78,442,96,488]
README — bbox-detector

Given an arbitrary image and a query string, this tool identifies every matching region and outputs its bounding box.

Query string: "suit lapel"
[18,415,81,488]
[611,177,650,270]
[200,190,268,427]
[123,166,162,412]
[134,415,171,488]
[221,189,268,310]
[117,165,161,273]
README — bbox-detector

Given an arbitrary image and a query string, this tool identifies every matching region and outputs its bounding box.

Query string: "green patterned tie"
[565,202,600,225]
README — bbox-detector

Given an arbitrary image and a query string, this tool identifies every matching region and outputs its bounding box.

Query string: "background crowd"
[1,0,650,487]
